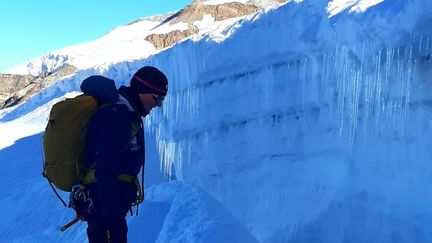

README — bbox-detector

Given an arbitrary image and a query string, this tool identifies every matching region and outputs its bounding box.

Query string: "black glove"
[69,184,94,219]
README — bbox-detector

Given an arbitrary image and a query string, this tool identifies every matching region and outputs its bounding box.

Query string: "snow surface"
[0,132,255,242]
[2,0,432,242]
[327,0,384,17]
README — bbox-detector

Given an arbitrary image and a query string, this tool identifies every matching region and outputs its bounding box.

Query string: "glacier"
[1,0,432,242]
[145,0,432,242]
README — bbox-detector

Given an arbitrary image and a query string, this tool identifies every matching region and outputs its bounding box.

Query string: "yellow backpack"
[42,95,98,192]
[42,93,144,211]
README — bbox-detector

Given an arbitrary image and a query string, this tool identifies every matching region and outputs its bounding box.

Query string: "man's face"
[138,93,164,113]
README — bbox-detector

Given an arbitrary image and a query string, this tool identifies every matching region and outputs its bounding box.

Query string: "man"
[80,66,168,243]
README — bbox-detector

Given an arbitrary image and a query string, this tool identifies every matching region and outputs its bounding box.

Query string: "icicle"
[419,35,423,54]
[426,36,430,54]
[402,43,413,138]
[300,57,307,111]
[374,51,382,129]
[336,44,349,141]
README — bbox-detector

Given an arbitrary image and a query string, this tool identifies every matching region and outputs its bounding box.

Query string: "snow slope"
[1,0,432,242]
[0,132,256,242]
[327,0,385,17]
[5,19,177,76]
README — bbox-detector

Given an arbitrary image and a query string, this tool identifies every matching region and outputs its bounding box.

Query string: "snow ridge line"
[173,55,303,93]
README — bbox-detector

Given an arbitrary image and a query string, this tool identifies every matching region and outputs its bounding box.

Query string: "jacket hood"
[80,75,119,103]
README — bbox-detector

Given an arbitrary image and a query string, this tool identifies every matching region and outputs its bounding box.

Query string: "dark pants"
[86,207,129,243]
[85,183,137,243]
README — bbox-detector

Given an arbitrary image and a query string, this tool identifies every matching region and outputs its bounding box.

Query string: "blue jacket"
[81,76,145,223]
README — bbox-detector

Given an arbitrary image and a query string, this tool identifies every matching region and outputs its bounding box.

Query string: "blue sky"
[0,0,191,73]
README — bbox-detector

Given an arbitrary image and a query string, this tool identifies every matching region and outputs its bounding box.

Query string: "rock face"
[171,2,260,24]
[146,1,268,50]
[0,64,77,109]
[0,74,35,109]
[146,27,199,50]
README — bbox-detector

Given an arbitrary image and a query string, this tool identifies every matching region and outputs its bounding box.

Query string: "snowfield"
[1,0,432,242]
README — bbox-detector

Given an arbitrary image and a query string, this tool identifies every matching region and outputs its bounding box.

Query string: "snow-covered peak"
[6,19,161,76]
[6,1,285,76]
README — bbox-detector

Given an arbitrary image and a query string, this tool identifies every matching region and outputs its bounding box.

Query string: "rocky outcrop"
[171,2,260,24]
[0,74,35,108]
[146,2,261,50]
[146,26,199,50]
[0,64,77,109]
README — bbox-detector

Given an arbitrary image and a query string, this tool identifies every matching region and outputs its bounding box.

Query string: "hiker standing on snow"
[81,66,168,243]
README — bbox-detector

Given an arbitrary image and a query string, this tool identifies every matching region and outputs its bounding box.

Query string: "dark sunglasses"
[151,94,165,106]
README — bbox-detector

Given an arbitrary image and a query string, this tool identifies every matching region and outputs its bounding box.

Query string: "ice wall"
[140,0,432,242]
